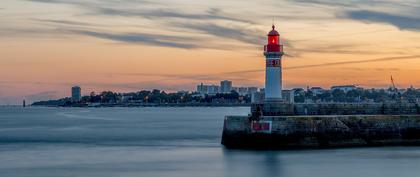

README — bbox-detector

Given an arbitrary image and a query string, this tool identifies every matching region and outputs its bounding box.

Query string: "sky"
[1,0,420,104]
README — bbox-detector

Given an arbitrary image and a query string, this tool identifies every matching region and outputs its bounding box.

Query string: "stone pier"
[222,115,420,149]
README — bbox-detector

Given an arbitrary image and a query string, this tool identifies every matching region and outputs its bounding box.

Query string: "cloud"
[27,0,153,6]
[340,67,401,71]
[94,7,252,23]
[294,44,380,55]
[292,0,358,7]
[291,0,405,9]
[291,29,393,42]
[285,42,391,58]
[28,0,251,23]
[34,19,94,26]
[290,0,420,32]
[27,20,262,50]
[0,27,59,37]
[26,0,89,6]
[286,54,420,69]
[341,10,420,31]
[0,25,256,50]
[175,23,262,46]
[25,0,259,50]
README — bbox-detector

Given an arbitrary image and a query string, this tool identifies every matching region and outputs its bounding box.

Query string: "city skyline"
[2,0,420,104]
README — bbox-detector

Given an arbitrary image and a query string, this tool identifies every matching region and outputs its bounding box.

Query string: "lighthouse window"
[268,36,279,44]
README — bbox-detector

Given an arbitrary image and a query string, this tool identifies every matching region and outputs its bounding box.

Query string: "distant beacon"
[264,25,284,102]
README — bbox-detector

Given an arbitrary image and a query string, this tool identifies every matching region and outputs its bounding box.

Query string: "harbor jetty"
[222,103,420,149]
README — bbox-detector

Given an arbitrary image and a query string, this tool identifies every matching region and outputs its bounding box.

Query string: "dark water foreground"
[1,107,420,177]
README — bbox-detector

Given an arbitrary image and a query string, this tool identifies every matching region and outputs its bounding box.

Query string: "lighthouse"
[264,25,284,102]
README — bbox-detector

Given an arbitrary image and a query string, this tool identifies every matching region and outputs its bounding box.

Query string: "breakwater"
[222,115,420,149]
[252,103,420,116]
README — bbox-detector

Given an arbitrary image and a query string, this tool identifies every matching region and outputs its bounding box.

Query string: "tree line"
[32,89,250,106]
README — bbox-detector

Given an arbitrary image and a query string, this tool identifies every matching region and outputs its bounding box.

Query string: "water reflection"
[222,148,284,177]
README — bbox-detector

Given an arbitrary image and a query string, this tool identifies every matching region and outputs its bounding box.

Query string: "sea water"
[0,107,419,177]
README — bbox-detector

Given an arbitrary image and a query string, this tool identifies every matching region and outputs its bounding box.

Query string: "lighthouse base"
[264,98,284,103]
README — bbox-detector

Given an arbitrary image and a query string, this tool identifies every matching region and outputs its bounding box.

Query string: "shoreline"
[29,103,252,108]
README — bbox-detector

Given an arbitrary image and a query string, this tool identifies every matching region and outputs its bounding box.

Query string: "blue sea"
[1,107,420,177]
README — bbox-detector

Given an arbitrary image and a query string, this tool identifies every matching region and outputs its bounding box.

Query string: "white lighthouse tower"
[264,25,284,102]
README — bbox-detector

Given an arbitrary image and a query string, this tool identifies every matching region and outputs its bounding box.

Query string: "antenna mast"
[391,75,396,91]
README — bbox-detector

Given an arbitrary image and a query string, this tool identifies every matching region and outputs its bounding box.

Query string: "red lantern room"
[264,25,283,53]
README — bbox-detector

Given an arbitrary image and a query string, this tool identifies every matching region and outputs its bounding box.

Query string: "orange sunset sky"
[1,0,420,104]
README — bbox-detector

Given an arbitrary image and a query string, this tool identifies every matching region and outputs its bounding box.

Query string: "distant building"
[197,81,258,95]
[235,87,260,96]
[177,90,190,95]
[71,86,81,102]
[220,80,232,93]
[207,85,219,95]
[231,87,239,93]
[331,85,357,92]
[197,83,206,93]
[251,91,265,103]
[292,88,305,96]
[282,90,295,103]
[247,87,259,94]
[310,87,325,95]
[196,83,219,95]
[121,95,133,102]
[238,87,248,95]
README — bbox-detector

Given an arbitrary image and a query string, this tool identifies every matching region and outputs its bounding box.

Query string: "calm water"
[1,107,420,177]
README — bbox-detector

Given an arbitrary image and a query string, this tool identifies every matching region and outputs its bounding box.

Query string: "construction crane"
[391,75,397,92]
[390,75,401,101]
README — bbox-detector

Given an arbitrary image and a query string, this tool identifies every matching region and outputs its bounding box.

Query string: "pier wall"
[222,115,420,149]
[251,103,420,116]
